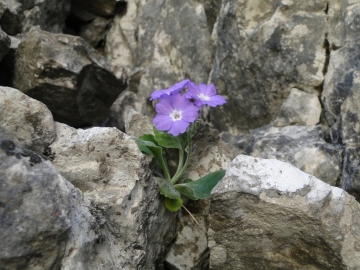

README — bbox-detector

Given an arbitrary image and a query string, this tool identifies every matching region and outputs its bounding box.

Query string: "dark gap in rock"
[63,12,89,36]
[0,49,15,87]
[335,148,345,187]
[114,1,128,17]
[331,44,341,51]
[324,3,329,14]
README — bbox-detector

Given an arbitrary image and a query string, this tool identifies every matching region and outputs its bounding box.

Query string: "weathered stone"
[79,16,112,48]
[273,88,321,127]
[203,0,222,34]
[210,155,360,269]
[0,140,74,269]
[322,4,360,127]
[124,109,154,138]
[341,147,360,202]
[105,91,142,132]
[105,0,137,77]
[250,125,342,185]
[210,0,327,133]
[14,30,127,127]
[48,123,177,269]
[0,86,56,154]
[0,0,70,35]
[0,27,10,62]
[72,0,116,17]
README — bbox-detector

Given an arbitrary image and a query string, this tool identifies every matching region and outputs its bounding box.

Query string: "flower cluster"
[151,79,226,136]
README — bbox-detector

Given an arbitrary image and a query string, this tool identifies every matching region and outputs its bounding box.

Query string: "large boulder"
[0,139,94,270]
[249,125,342,185]
[47,123,177,269]
[0,86,56,154]
[14,30,127,127]
[0,0,70,35]
[210,0,330,133]
[209,155,360,269]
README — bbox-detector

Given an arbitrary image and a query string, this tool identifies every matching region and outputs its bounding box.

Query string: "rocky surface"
[250,125,342,186]
[14,30,127,127]
[210,155,360,269]
[0,27,10,61]
[0,0,70,35]
[47,123,177,269]
[0,139,94,270]
[0,86,56,154]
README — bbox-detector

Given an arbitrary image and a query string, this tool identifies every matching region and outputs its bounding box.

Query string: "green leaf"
[153,126,183,149]
[153,177,181,199]
[136,138,170,180]
[174,170,226,200]
[164,197,183,212]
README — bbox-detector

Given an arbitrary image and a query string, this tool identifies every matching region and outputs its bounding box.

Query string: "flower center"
[170,110,182,121]
[198,93,210,101]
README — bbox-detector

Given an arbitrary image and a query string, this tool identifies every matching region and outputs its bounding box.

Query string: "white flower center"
[198,93,210,101]
[170,110,182,121]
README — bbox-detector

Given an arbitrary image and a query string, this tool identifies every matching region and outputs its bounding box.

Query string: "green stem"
[171,147,184,182]
[171,133,192,184]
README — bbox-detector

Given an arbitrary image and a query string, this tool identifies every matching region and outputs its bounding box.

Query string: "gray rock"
[72,0,116,17]
[250,125,342,186]
[210,0,327,133]
[341,147,360,202]
[322,4,360,127]
[273,88,321,127]
[0,86,56,154]
[79,16,112,48]
[124,109,154,138]
[210,155,360,269]
[48,123,177,269]
[14,30,127,127]
[0,27,10,61]
[0,0,70,35]
[0,139,73,269]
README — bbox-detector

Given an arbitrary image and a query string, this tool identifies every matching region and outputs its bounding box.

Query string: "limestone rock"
[124,109,154,138]
[341,147,360,202]
[0,27,10,61]
[250,125,342,186]
[274,88,321,127]
[79,16,112,48]
[0,86,56,154]
[48,123,177,269]
[0,139,78,269]
[210,155,360,269]
[210,0,327,133]
[0,0,70,35]
[14,30,127,127]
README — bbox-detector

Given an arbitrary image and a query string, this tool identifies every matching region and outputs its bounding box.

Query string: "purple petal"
[205,95,227,107]
[153,114,172,130]
[168,120,189,136]
[184,82,200,98]
[150,79,190,101]
[182,104,199,123]
[155,98,173,114]
[170,93,190,110]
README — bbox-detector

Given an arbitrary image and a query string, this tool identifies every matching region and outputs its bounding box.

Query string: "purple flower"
[150,79,190,101]
[153,93,199,136]
[185,82,226,107]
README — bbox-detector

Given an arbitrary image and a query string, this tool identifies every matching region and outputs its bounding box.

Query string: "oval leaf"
[153,177,180,199]
[174,170,226,200]
[153,126,182,149]
[165,197,183,212]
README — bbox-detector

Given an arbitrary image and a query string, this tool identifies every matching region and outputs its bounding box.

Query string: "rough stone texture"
[104,91,142,132]
[273,88,321,127]
[0,27,10,62]
[341,147,360,202]
[72,0,116,17]
[0,139,87,270]
[105,0,137,77]
[0,0,70,35]
[14,30,127,127]
[48,123,177,269]
[250,125,342,186]
[0,86,56,154]
[105,0,212,116]
[79,16,112,48]
[209,155,360,269]
[210,0,328,133]
[322,3,360,127]
[124,109,154,137]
